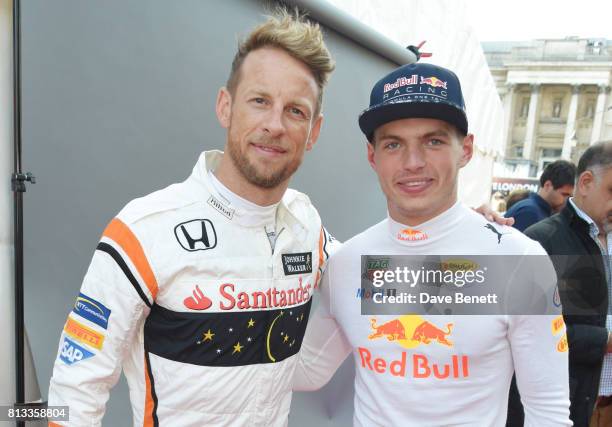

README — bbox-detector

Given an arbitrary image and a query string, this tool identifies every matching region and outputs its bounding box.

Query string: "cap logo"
[420,76,447,89]
[383,74,418,93]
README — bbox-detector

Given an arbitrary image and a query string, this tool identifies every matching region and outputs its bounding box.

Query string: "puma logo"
[484,224,509,244]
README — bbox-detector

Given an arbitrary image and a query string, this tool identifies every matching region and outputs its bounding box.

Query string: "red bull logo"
[368,315,453,348]
[420,76,447,89]
[362,315,468,379]
[551,315,567,353]
[397,228,428,242]
[383,74,418,93]
[358,347,469,379]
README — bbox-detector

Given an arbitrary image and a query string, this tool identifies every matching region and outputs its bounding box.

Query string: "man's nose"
[262,105,286,137]
[402,144,426,171]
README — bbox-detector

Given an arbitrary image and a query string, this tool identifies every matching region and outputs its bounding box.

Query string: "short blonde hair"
[227,8,335,115]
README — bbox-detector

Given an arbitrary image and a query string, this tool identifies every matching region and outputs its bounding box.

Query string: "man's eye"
[384,142,400,150]
[253,97,266,104]
[426,139,444,146]
[289,107,305,117]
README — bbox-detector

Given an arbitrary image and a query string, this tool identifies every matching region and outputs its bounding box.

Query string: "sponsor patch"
[73,292,111,329]
[282,252,313,276]
[207,196,234,220]
[59,336,95,365]
[174,219,217,252]
[551,315,565,336]
[64,317,105,350]
[557,334,568,353]
[397,228,428,242]
[553,287,561,307]
[183,285,213,311]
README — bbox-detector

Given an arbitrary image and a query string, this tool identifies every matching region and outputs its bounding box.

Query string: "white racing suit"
[295,202,571,426]
[48,150,334,426]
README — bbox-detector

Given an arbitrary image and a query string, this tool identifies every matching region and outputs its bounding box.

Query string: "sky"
[466,0,612,41]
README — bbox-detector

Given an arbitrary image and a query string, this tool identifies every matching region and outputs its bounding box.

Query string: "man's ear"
[216,87,232,129]
[367,140,376,171]
[577,170,595,196]
[306,114,323,151]
[542,180,554,191]
[458,133,474,168]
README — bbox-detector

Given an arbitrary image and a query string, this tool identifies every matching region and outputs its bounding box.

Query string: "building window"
[514,146,523,157]
[552,98,562,118]
[585,100,595,118]
[541,148,562,158]
[519,98,529,118]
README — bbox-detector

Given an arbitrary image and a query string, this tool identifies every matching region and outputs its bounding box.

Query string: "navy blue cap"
[358,62,468,141]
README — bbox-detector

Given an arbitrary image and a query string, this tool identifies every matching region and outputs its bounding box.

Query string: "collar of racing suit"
[189,150,310,240]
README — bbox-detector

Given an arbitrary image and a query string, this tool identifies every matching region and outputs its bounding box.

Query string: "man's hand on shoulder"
[607,332,612,353]
[473,204,515,226]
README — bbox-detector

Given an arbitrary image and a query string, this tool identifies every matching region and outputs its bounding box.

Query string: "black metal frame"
[12,0,35,426]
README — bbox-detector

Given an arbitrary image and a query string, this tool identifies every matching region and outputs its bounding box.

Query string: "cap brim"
[358,101,468,141]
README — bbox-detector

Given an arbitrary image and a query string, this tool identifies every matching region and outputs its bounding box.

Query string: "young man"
[524,142,612,427]
[295,62,571,426]
[504,160,576,231]
[48,11,337,426]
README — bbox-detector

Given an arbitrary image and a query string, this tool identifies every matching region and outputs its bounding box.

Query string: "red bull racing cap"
[358,62,468,141]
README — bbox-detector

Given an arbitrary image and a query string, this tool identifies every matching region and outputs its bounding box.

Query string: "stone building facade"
[484,38,612,177]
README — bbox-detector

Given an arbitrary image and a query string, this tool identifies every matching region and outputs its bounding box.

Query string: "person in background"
[504,160,576,231]
[506,160,577,426]
[525,142,612,427]
[505,188,530,211]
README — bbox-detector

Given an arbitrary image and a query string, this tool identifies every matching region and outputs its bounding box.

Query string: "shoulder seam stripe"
[322,227,330,260]
[96,242,152,308]
[144,350,159,427]
[102,218,159,299]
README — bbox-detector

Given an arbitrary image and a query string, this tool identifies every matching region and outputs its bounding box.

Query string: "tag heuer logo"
[282,252,313,276]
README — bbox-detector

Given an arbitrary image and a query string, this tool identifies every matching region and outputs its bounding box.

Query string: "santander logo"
[397,228,428,242]
[183,285,213,310]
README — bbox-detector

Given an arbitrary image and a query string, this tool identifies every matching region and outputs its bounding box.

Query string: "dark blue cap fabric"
[358,62,468,141]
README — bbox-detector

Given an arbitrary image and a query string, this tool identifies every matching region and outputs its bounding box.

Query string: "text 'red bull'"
[358,347,469,379]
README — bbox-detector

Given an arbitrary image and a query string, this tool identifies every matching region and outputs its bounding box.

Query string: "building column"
[562,85,580,159]
[522,84,540,161]
[502,83,515,150]
[590,85,610,145]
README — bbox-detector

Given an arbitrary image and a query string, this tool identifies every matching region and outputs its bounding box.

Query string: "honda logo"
[174,219,217,252]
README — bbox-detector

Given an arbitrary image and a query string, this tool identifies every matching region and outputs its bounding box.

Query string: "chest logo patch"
[282,252,313,276]
[184,285,213,310]
[174,219,217,251]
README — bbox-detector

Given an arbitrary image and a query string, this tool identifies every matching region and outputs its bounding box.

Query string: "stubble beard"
[227,135,301,189]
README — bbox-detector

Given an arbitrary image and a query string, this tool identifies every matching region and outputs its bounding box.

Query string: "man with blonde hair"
[48,10,337,426]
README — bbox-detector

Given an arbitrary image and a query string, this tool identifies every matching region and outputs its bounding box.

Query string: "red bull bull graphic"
[368,315,453,348]
[368,318,406,341]
[420,76,447,89]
